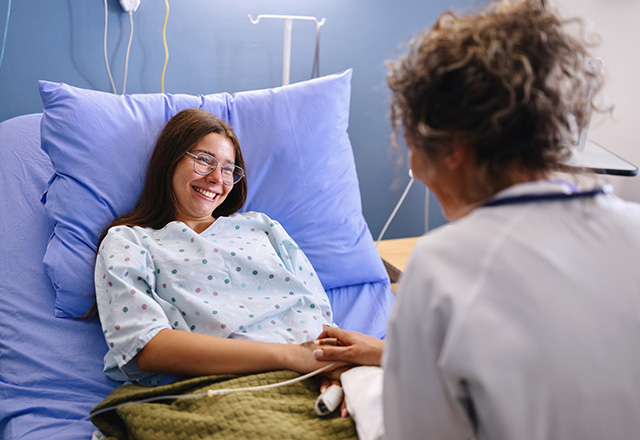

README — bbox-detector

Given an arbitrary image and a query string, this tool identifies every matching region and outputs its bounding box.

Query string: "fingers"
[314,326,384,366]
[319,376,332,392]
[314,339,384,366]
[341,399,349,418]
[315,324,336,339]
[313,345,353,363]
[320,325,348,340]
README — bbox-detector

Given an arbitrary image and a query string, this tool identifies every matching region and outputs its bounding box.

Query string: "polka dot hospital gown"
[95,211,334,385]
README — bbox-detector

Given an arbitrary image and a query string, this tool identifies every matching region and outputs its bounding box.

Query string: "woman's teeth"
[194,187,216,199]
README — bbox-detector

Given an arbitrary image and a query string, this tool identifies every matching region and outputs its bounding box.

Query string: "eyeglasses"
[185,151,245,186]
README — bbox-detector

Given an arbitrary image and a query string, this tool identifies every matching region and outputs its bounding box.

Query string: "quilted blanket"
[91,370,357,440]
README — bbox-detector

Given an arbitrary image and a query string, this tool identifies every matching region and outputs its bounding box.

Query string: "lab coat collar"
[488,179,579,204]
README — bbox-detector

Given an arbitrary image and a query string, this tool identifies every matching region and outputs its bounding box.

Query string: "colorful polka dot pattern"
[95,212,334,383]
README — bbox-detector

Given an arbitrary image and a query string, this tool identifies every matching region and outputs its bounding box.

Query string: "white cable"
[206,362,337,397]
[376,176,415,245]
[89,363,336,422]
[0,0,11,70]
[49,362,336,438]
[122,10,134,94]
[103,0,117,94]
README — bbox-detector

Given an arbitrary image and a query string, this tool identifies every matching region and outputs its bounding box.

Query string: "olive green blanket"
[91,370,357,440]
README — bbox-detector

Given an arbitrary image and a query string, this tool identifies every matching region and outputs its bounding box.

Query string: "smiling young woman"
[89,109,338,387]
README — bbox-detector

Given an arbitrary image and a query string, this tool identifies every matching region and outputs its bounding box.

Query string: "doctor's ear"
[443,139,474,171]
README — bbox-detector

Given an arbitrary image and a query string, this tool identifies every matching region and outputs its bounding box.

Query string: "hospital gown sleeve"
[94,226,172,380]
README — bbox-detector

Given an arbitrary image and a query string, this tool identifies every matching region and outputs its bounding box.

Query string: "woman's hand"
[290,338,346,375]
[313,325,384,366]
[319,375,349,418]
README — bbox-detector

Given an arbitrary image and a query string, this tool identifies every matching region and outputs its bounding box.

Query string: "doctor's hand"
[313,325,384,367]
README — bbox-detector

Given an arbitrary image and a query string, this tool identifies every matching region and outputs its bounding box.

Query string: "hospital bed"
[0,70,394,439]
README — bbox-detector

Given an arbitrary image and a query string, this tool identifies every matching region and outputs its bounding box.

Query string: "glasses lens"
[221,166,245,185]
[193,153,217,175]
[192,152,244,185]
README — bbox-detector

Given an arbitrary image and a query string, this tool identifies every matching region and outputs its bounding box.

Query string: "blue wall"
[0,0,483,238]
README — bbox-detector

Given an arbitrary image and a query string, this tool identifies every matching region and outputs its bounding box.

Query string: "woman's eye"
[198,157,215,166]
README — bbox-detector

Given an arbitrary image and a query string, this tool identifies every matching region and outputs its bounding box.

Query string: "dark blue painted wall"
[0,0,484,238]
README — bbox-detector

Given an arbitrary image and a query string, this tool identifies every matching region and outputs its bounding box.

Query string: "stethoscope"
[482,184,613,208]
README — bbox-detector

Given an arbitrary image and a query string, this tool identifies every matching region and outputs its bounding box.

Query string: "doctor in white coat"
[314,0,640,438]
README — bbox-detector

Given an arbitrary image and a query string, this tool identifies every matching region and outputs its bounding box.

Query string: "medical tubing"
[103,0,118,94]
[88,362,337,419]
[122,10,134,94]
[376,177,414,244]
[206,362,337,397]
[160,0,170,92]
[310,21,321,79]
[48,363,336,438]
[0,0,11,70]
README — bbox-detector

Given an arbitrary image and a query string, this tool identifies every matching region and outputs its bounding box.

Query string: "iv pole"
[248,14,326,86]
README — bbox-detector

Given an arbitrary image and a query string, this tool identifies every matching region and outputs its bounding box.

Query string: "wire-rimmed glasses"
[185,151,245,186]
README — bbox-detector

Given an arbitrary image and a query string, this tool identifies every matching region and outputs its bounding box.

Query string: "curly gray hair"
[387,0,602,191]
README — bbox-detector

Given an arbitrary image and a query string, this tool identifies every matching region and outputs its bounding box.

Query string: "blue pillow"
[39,70,389,318]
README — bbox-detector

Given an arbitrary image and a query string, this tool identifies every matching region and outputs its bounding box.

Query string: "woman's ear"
[443,141,471,171]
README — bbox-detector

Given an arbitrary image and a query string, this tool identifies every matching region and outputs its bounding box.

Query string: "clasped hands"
[299,325,385,417]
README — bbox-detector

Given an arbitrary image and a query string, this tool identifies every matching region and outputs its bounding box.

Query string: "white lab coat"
[383,180,640,440]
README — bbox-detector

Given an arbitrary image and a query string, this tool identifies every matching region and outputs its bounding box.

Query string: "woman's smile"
[172,132,236,231]
[193,185,219,202]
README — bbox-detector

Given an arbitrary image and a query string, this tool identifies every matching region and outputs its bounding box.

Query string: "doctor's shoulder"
[417,210,504,254]
[406,211,516,287]
[604,195,640,237]
[608,193,640,217]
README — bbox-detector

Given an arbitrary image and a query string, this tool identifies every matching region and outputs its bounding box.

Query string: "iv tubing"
[160,0,169,93]
[122,10,134,94]
[103,0,117,94]
[0,0,11,70]
[376,177,414,245]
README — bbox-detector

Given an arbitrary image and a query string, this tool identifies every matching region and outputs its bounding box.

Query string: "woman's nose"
[205,166,223,183]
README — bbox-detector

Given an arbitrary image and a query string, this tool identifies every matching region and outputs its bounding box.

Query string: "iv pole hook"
[248,14,326,86]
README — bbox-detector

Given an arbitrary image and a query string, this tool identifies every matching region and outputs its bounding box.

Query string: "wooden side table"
[376,236,421,290]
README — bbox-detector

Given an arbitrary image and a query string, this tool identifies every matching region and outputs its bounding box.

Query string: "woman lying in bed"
[93,109,336,387]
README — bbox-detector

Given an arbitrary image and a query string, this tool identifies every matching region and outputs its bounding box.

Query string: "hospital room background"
[0,0,637,240]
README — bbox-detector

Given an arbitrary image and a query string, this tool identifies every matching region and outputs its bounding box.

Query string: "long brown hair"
[84,109,247,320]
[102,109,247,240]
